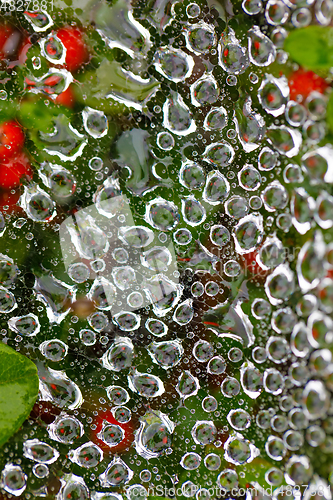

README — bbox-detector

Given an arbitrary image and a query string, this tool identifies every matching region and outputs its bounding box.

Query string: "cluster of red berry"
[0,24,88,205]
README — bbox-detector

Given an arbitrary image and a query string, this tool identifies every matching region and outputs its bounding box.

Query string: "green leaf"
[18,96,72,134]
[0,343,39,448]
[284,26,333,72]
[77,58,159,114]
[327,92,333,133]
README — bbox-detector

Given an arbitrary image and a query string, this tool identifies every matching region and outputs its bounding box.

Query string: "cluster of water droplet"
[1,0,333,498]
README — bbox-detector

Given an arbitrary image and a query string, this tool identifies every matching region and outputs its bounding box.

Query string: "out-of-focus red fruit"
[0,24,22,59]
[289,69,328,101]
[0,121,25,162]
[55,85,75,108]
[57,26,89,72]
[0,152,32,189]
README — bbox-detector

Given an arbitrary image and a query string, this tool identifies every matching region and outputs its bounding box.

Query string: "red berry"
[0,152,32,189]
[289,69,328,101]
[57,26,89,72]
[0,121,25,163]
[55,85,75,108]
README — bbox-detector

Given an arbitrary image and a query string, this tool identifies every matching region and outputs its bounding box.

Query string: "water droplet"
[154,47,194,82]
[82,107,108,138]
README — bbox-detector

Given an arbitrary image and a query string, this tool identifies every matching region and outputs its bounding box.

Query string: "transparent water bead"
[265,0,290,25]
[0,464,27,497]
[99,458,133,487]
[119,225,154,248]
[82,107,108,138]
[203,171,230,205]
[0,255,18,286]
[8,314,40,336]
[286,101,307,126]
[258,75,289,116]
[265,263,295,305]
[265,435,286,461]
[128,370,165,397]
[146,197,179,231]
[40,32,66,64]
[176,370,200,399]
[266,126,302,157]
[225,196,249,218]
[242,0,263,15]
[204,107,228,131]
[221,377,240,397]
[204,141,235,168]
[191,420,217,445]
[34,273,75,323]
[157,131,174,151]
[262,181,289,212]
[302,380,330,420]
[38,365,83,410]
[210,225,230,247]
[240,363,263,398]
[163,92,196,136]
[102,337,134,371]
[182,196,206,226]
[180,452,201,470]
[179,162,205,190]
[0,287,17,313]
[59,474,89,500]
[227,409,251,431]
[94,177,122,218]
[135,411,174,459]
[89,278,117,310]
[297,231,326,292]
[258,146,278,171]
[224,434,259,465]
[204,453,221,471]
[217,468,239,491]
[248,26,276,66]
[285,456,313,485]
[193,340,214,362]
[218,29,249,75]
[69,442,103,468]
[48,414,84,444]
[39,339,68,361]
[234,96,266,152]
[252,298,271,319]
[23,439,59,464]
[291,188,315,234]
[233,214,263,254]
[238,164,261,191]
[185,22,217,54]
[207,356,226,374]
[263,368,285,395]
[190,74,220,107]
[154,47,194,82]
[20,185,56,223]
[148,340,183,369]
[23,10,54,32]
[173,299,194,325]
[257,238,282,271]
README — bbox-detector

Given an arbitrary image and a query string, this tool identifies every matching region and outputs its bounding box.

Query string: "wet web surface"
[0,0,333,499]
